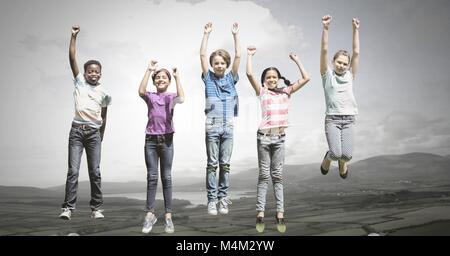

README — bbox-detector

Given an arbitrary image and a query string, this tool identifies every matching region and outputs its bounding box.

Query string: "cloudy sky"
[1,0,449,187]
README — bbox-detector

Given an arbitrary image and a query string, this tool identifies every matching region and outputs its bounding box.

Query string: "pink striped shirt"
[258,86,293,130]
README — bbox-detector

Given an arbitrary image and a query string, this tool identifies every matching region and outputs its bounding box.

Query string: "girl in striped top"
[246,46,310,233]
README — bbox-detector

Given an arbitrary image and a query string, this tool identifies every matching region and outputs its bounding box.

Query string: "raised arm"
[320,15,332,76]
[289,53,310,94]
[231,22,241,77]
[200,22,212,77]
[138,60,157,98]
[69,25,80,78]
[350,18,360,78]
[246,46,261,96]
[172,67,185,104]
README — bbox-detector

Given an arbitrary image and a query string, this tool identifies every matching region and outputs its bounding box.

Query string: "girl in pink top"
[246,46,310,233]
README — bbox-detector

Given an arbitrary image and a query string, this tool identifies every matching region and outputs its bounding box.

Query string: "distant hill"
[218,152,450,192]
[47,181,147,194]
[1,152,449,198]
[0,186,59,199]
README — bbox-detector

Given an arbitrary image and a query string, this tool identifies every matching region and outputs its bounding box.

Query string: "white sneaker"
[164,218,175,234]
[142,214,158,234]
[59,208,72,220]
[91,209,105,219]
[207,201,217,215]
[218,198,232,215]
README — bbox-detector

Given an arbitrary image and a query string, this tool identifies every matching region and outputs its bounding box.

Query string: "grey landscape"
[1,152,450,236]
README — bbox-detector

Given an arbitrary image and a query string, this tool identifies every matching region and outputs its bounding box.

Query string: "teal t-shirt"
[321,67,358,115]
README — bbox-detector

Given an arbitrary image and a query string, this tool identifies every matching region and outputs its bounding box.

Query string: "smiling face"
[211,55,228,77]
[84,64,102,85]
[332,53,350,75]
[263,70,279,89]
[153,70,171,92]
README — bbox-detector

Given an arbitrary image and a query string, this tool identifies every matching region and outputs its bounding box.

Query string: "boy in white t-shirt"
[59,25,112,220]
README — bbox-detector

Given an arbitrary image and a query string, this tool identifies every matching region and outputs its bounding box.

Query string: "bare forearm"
[321,27,329,55]
[200,33,210,74]
[234,34,241,58]
[100,121,106,140]
[200,33,209,57]
[291,59,310,93]
[246,54,254,77]
[296,60,310,82]
[100,108,108,141]
[231,34,241,75]
[175,77,185,103]
[320,27,329,74]
[69,36,79,77]
[246,55,260,95]
[353,29,360,55]
[139,69,151,97]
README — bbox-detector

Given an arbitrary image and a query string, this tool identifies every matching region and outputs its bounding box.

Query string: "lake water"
[104,190,255,207]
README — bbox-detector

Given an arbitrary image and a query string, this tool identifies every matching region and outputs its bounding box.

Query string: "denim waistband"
[145,133,173,140]
[257,131,286,138]
[72,122,98,131]
[325,115,355,120]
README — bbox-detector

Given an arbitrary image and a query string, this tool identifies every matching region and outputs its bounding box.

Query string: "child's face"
[211,56,227,77]
[333,55,350,75]
[153,71,170,92]
[264,70,279,89]
[84,64,102,85]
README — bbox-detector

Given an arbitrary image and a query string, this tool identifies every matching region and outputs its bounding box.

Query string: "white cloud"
[0,0,304,186]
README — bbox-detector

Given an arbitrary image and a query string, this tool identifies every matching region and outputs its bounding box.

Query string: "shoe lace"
[220,197,232,206]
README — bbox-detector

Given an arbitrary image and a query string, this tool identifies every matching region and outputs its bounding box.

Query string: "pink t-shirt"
[258,86,293,130]
[143,92,180,135]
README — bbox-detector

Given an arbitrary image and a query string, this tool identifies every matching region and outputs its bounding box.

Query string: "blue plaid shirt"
[202,70,239,121]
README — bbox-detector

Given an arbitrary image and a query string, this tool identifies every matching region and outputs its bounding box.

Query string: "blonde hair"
[209,49,231,68]
[333,50,351,64]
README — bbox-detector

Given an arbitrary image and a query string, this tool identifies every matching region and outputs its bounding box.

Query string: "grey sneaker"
[59,208,72,220]
[207,201,217,215]
[218,198,232,214]
[164,218,175,233]
[91,209,104,219]
[142,213,157,234]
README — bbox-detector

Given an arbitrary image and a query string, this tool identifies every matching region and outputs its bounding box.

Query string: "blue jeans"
[144,133,174,214]
[205,118,234,203]
[256,132,285,213]
[62,123,103,211]
[325,115,355,162]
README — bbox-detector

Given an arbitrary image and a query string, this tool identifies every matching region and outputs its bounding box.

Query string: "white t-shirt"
[72,74,112,128]
[321,67,358,115]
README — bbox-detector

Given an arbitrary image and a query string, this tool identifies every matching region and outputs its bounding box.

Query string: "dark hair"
[260,67,290,87]
[151,69,172,83]
[84,60,102,72]
[333,50,351,63]
[209,49,231,68]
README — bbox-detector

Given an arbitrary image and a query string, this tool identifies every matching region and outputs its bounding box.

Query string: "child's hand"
[204,22,212,34]
[172,67,179,79]
[148,60,158,72]
[72,25,80,36]
[322,15,332,28]
[247,46,257,56]
[289,53,299,62]
[352,18,360,30]
[232,22,239,35]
